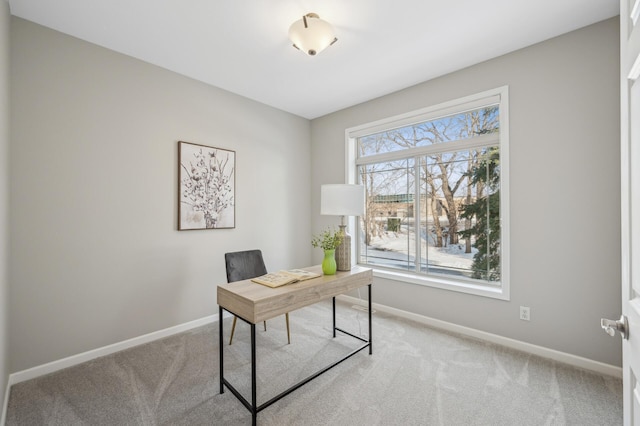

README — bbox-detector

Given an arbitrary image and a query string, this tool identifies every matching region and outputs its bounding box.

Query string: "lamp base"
[336,225,351,271]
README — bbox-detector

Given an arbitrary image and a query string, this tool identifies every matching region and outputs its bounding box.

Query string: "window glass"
[359,159,415,271]
[358,108,499,157]
[353,94,507,295]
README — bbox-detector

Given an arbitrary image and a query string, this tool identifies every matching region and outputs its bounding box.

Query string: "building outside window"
[347,87,510,299]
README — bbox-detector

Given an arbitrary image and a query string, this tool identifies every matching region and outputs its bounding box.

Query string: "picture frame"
[178,141,235,230]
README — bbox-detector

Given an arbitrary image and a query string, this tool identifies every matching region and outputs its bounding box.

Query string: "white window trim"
[345,86,510,301]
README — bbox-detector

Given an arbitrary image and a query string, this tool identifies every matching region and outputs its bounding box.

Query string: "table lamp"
[321,184,365,271]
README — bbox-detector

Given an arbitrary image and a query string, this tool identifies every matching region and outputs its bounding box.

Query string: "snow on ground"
[367,226,476,269]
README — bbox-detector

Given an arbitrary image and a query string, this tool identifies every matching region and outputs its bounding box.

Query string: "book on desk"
[251,269,321,288]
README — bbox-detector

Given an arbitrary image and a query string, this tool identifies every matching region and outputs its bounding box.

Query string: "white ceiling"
[8,0,619,119]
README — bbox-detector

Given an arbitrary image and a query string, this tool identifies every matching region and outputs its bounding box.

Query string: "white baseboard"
[8,313,222,388]
[338,295,622,379]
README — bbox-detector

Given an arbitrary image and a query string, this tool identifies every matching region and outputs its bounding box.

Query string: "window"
[347,87,509,299]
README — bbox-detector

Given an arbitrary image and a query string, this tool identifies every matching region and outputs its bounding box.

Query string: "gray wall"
[9,18,312,372]
[7,15,623,374]
[1,0,9,406]
[311,18,622,366]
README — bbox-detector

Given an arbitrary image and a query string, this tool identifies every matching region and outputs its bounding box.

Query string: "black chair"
[224,249,291,345]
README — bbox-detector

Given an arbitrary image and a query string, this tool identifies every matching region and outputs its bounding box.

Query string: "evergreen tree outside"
[458,147,501,281]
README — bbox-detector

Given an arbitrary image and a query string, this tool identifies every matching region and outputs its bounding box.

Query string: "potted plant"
[311,227,343,275]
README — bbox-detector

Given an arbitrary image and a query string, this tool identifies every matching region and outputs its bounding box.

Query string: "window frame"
[345,87,510,300]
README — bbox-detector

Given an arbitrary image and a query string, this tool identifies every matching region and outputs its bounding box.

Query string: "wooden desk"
[217,265,373,425]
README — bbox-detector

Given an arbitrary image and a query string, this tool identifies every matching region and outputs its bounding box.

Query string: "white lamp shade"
[321,184,365,216]
[288,13,337,56]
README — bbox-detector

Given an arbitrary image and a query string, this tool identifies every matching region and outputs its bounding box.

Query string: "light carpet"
[6,300,622,425]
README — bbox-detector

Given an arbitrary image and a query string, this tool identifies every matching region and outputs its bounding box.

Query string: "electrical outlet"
[520,306,530,321]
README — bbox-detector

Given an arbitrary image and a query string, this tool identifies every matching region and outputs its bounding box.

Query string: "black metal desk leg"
[219,306,224,394]
[251,323,257,426]
[332,297,336,338]
[368,284,373,355]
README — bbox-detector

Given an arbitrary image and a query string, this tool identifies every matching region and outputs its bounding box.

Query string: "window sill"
[367,266,510,301]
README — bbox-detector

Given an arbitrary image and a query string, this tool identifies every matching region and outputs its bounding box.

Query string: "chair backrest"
[224,249,268,283]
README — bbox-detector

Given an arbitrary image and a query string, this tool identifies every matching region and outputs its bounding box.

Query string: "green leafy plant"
[311,227,343,251]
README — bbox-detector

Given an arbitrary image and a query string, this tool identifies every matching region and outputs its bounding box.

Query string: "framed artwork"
[178,141,235,230]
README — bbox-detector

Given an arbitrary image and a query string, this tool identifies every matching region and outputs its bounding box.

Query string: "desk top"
[217,265,372,324]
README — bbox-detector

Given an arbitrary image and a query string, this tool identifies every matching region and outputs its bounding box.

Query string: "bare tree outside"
[356,105,500,282]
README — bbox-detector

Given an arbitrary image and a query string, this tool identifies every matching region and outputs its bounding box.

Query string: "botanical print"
[179,141,235,230]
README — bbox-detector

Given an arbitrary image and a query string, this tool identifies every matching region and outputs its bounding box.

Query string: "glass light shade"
[288,13,337,56]
[321,184,365,216]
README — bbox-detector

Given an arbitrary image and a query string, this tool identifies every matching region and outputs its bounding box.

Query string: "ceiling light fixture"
[288,13,338,56]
